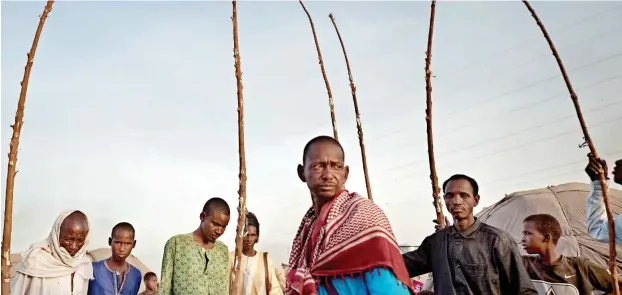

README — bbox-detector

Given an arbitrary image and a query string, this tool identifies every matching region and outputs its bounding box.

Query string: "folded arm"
[586,180,622,244]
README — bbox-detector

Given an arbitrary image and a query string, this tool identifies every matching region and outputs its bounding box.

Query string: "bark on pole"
[229,1,248,294]
[424,0,446,229]
[299,0,339,141]
[522,2,619,294]
[1,2,55,294]
[328,13,373,201]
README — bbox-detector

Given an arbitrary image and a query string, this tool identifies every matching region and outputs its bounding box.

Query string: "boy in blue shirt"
[89,222,142,295]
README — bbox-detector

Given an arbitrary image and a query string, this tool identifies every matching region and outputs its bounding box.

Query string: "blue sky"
[2,1,621,275]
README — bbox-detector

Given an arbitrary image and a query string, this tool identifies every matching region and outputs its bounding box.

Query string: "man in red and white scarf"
[286,135,413,295]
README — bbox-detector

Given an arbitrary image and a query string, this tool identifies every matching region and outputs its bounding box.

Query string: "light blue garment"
[586,180,622,244]
[317,268,411,295]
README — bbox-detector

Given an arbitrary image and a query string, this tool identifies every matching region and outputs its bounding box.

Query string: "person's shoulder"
[214,240,229,252]
[480,223,514,241]
[565,256,602,269]
[167,233,193,243]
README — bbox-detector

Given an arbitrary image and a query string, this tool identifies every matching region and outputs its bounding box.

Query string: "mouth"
[450,207,465,214]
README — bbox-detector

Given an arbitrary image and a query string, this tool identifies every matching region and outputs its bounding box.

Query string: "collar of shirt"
[449,218,482,238]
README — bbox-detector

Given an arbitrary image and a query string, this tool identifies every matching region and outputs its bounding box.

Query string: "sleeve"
[493,235,538,295]
[402,235,432,277]
[583,258,617,292]
[326,268,410,295]
[274,263,286,291]
[267,255,284,295]
[157,237,176,295]
[586,180,622,244]
[133,269,143,295]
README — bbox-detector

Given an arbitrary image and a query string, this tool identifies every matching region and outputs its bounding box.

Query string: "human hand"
[433,216,450,232]
[585,153,608,181]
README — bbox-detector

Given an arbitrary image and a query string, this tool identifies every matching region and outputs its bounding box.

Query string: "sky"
[1,0,621,275]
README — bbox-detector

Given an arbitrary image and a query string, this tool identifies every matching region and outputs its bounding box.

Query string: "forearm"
[586,180,622,243]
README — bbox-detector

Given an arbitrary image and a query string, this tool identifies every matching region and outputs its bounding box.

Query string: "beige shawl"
[12,210,93,294]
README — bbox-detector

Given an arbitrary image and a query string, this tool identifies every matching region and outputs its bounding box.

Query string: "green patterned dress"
[158,233,229,295]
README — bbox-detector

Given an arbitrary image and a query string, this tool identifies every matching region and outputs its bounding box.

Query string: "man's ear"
[132,240,137,248]
[297,164,306,182]
[474,194,480,207]
[108,237,112,246]
[199,212,206,222]
[543,233,551,243]
[344,165,350,182]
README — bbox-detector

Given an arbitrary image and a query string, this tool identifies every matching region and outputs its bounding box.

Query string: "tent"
[10,248,153,293]
[476,182,622,272]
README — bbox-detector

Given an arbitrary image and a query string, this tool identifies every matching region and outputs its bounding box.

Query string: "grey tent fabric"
[10,248,152,293]
[476,182,622,272]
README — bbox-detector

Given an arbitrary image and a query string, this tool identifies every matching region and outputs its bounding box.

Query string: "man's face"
[443,179,479,220]
[59,218,88,257]
[521,221,545,254]
[145,276,158,291]
[200,210,230,242]
[109,229,135,261]
[243,225,258,251]
[299,141,349,201]
[613,159,622,185]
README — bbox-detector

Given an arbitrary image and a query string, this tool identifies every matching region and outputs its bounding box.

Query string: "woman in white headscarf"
[11,210,93,295]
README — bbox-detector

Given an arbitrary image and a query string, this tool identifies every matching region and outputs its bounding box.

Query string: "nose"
[215,227,224,235]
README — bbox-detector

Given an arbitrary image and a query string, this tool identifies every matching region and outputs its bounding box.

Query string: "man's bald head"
[61,210,89,232]
[59,211,89,256]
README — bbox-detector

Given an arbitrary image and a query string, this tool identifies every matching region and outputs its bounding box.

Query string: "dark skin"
[521,221,560,265]
[59,211,89,257]
[585,154,622,185]
[194,209,230,249]
[297,141,349,213]
[144,275,159,294]
[106,228,136,284]
[58,211,88,292]
[443,179,480,232]
[242,225,258,257]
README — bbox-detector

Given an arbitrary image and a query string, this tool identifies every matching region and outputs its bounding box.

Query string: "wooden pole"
[328,13,373,201]
[299,0,339,141]
[229,1,248,294]
[424,0,446,229]
[522,2,618,294]
[1,2,55,294]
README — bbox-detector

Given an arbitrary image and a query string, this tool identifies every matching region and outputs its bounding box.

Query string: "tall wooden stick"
[424,0,446,229]
[229,1,248,294]
[328,13,373,201]
[522,1,619,294]
[299,0,339,141]
[1,2,55,294]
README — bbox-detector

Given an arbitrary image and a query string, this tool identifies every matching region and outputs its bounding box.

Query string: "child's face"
[109,229,135,260]
[145,276,158,291]
[521,221,545,254]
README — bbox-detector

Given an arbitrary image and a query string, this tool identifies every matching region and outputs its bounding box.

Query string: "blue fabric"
[88,260,142,295]
[317,268,411,295]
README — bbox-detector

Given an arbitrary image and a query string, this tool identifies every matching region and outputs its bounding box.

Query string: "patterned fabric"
[286,190,413,295]
[158,233,229,295]
[88,260,142,295]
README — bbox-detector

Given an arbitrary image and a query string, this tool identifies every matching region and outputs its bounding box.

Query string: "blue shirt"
[317,268,411,295]
[586,180,622,244]
[88,260,142,295]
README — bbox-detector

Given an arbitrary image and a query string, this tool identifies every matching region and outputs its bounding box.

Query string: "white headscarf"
[16,210,93,279]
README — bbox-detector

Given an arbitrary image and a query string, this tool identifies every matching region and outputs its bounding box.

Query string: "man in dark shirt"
[402,174,537,295]
[521,213,621,294]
